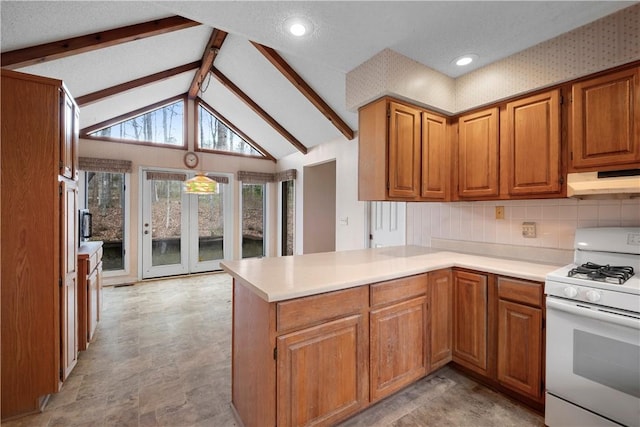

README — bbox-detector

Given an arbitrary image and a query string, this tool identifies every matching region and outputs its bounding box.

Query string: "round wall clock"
[184,151,199,169]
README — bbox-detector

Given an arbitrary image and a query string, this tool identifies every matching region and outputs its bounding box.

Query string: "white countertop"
[220,245,562,302]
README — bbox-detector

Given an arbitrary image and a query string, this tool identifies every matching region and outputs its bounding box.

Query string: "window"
[82,96,185,147]
[242,183,265,258]
[85,172,126,271]
[197,100,265,158]
[281,180,294,256]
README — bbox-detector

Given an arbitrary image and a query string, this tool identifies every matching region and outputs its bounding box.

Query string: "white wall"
[278,136,367,254]
[303,161,336,254]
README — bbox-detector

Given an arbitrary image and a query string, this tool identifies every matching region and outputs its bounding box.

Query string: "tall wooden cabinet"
[1,70,79,420]
[570,67,640,171]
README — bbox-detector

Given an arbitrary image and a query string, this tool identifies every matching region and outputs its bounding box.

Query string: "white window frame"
[79,170,131,278]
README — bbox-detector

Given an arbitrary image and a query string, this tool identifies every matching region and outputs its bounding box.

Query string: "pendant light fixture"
[184,172,217,195]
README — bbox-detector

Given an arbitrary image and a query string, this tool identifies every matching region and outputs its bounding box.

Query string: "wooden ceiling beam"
[188,29,228,99]
[211,67,308,155]
[251,41,355,141]
[76,61,201,106]
[1,16,200,70]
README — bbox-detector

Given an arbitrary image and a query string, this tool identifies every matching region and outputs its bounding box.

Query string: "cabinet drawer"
[370,274,428,307]
[497,277,542,307]
[277,286,368,333]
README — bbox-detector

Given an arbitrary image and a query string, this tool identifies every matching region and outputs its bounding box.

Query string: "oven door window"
[574,330,640,398]
[546,298,640,427]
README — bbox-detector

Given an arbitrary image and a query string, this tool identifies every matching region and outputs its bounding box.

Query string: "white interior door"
[369,201,406,248]
[142,171,189,279]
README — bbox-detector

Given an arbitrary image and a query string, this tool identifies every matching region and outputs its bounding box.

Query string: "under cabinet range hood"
[567,169,640,198]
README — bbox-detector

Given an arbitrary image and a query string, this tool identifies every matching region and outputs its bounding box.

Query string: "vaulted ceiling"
[1,1,634,160]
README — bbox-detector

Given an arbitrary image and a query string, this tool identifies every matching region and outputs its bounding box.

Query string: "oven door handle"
[547,298,640,330]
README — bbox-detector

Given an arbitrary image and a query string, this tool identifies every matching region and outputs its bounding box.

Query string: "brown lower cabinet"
[451,270,545,410]
[452,270,489,376]
[370,274,428,402]
[496,277,544,402]
[231,269,544,427]
[428,269,453,372]
[77,242,103,351]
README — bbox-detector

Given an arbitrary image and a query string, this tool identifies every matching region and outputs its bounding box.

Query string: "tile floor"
[4,273,544,427]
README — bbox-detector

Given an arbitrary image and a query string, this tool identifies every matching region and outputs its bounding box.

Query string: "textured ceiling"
[1,1,635,159]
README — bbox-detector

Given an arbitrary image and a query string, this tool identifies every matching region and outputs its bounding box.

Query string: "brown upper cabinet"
[570,67,640,171]
[357,62,637,201]
[388,101,421,198]
[60,91,79,180]
[358,98,449,201]
[504,89,562,196]
[457,108,500,199]
[421,112,449,200]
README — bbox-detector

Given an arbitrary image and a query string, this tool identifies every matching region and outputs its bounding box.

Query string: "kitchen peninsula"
[221,246,559,427]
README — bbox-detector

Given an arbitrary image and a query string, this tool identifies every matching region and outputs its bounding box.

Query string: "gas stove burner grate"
[568,262,635,285]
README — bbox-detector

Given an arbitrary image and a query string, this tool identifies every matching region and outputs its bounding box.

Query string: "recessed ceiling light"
[453,54,478,66]
[283,16,314,38]
[289,23,307,36]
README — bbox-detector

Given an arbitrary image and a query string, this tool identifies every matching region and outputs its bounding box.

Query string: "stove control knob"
[563,287,578,298]
[585,290,601,303]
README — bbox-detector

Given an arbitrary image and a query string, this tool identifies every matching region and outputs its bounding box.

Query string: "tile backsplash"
[406,198,640,251]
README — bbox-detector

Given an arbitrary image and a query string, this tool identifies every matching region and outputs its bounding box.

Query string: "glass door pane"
[151,179,182,266]
[142,173,188,278]
[85,172,125,271]
[189,184,227,273]
[242,183,265,258]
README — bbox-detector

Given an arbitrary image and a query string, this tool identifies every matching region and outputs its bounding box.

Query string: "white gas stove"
[545,227,640,427]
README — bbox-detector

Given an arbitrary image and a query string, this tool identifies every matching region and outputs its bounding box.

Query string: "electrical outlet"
[522,222,537,238]
[495,206,505,220]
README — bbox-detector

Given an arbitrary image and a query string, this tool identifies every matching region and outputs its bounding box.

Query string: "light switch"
[495,206,505,220]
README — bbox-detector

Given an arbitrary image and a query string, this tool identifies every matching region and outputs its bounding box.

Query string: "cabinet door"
[497,300,542,399]
[458,108,499,198]
[60,180,78,381]
[421,112,449,200]
[370,296,427,401]
[60,91,75,179]
[388,102,421,199]
[506,90,562,195]
[452,271,488,375]
[429,269,452,372]
[277,314,368,427]
[571,67,640,170]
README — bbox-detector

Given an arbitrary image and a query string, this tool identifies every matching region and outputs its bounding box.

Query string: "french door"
[141,170,230,279]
